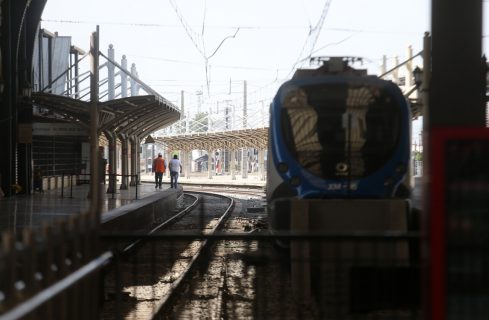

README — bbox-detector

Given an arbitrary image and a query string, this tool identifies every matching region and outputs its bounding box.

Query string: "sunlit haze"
[40,0,487,137]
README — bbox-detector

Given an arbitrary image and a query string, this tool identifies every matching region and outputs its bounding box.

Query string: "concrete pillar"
[431,0,485,127]
[208,150,213,179]
[243,80,247,129]
[427,1,484,313]
[107,133,117,193]
[129,136,137,186]
[421,32,431,131]
[121,55,128,98]
[405,46,413,88]
[223,149,227,174]
[108,44,115,100]
[186,111,190,133]
[130,63,138,96]
[208,104,213,132]
[393,56,399,84]
[231,149,236,180]
[89,27,101,210]
[381,55,387,75]
[290,200,311,303]
[259,149,265,181]
[181,90,185,133]
[241,148,248,179]
[180,150,186,177]
[74,51,80,99]
[136,137,141,184]
[119,135,129,190]
[164,150,170,178]
[187,150,192,179]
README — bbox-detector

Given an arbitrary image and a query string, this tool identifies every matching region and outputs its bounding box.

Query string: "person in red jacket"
[152,153,166,189]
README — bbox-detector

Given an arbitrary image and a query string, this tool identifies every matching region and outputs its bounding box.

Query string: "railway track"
[181,185,265,200]
[100,192,235,320]
[100,188,315,319]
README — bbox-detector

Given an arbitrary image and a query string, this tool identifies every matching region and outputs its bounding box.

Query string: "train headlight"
[278,162,288,173]
[336,162,348,173]
[290,176,301,186]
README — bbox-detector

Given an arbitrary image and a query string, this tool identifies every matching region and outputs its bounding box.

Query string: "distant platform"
[411,176,423,210]
[0,173,265,233]
[140,172,266,188]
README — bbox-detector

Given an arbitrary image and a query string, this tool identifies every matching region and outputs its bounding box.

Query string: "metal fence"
[12,193,489,320]
[99,232,421,320]
[0,226,421,320]
[0,213,103,320]
[15,225,489,320]
[53,173,140,200]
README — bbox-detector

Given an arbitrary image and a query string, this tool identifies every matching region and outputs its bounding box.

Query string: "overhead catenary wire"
[41,18,426,35]
[288,0,333,76]
[168,0,240,97]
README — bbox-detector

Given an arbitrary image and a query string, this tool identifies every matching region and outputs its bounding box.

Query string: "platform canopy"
[31,93,180,139]
[154,127,268,151]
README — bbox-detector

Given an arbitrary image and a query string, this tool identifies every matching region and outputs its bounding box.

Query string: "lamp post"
[404,66,424,99]
[413,66,423,88]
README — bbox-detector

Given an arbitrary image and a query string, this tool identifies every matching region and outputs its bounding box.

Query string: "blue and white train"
[267,58,411,232]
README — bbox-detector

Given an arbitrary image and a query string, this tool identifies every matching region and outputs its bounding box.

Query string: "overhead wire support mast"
[305,0,332,60]
[289,0,332,75]
[168,0,239,97]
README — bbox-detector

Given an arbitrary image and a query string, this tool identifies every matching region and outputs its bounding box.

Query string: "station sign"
[32,123,88,136]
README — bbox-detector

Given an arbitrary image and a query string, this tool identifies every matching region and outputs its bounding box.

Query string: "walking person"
[152,153,166,189]
[98,146,107,184]
[169,154,182,189]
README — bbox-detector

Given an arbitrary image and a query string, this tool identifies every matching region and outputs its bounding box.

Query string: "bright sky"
[40,0,488,137]
[41,0,432,106]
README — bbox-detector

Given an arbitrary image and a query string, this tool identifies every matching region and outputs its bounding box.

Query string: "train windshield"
[280,82,402,179]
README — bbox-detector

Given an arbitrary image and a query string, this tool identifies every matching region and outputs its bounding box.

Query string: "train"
[266,57,411,233]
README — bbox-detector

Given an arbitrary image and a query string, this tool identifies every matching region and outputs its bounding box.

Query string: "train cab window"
[280,82,401,179]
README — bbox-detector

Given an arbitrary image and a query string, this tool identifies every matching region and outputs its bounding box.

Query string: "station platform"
[0,183,164,233]
[0,173,265,233]
[139,172,266,188]
[0,173,420,233]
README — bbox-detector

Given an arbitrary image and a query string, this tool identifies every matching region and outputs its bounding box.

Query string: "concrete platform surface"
[0,174,420,233]
[0,183,171,233]
[0,173,265,233]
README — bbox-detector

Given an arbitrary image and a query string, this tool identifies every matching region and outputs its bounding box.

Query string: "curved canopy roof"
[154,128,268,151]
[32,93,180,139]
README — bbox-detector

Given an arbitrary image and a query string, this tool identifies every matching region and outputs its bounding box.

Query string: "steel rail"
[100,230,422,241]
[118,193,200,255]
[152,192,235,318]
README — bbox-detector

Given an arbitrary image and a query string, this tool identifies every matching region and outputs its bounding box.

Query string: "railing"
[37,45,177,110]
[59,173,140,200]
[0,225,424,319]
[105,173,140,200]
[0,213,103,320]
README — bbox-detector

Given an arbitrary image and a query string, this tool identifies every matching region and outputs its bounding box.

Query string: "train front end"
[267,69,411,233]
